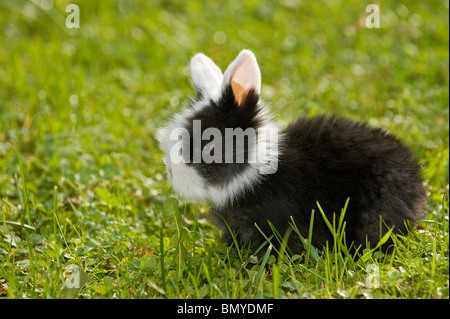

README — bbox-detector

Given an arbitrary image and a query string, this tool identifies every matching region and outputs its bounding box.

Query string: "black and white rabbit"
[157,49,426,253]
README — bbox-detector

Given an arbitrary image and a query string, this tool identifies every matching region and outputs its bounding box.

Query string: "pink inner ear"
[231,80,247,106]
[230,54,261,107]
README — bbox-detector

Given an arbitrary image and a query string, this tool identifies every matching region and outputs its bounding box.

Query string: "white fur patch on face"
[157,107,210,202]
[166,161,210,201]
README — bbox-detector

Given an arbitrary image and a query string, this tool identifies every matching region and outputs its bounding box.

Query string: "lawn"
[0,0,448,299]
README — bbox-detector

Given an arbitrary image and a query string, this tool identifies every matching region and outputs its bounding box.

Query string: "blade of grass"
[1,220,36,231]
[306,210,315,265]
[17,153,31,226]
[252,244,272,296]
[2,204,7,234]
[53,185,58,236]
[159,227,167,295]
[213,211,244,263]
[272,263,280,299]
[289,215,320,264]
[359,228,394,264]
[173,205,187,274]
[272,224,292,299]
[267,220,293,257]
[254,222,278,255]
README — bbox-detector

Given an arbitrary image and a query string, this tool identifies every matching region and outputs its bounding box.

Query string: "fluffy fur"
[158,50,427,253]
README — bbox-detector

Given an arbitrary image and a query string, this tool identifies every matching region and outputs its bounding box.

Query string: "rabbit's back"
[215,116,427,250]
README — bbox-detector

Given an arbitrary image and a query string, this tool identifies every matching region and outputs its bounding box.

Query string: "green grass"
[0,0,448,299]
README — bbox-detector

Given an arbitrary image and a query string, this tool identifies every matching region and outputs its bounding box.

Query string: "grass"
[0,0,448,299]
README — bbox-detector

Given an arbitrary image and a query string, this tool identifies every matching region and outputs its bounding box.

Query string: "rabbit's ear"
[222,50,261,107]
[190,53,223,99]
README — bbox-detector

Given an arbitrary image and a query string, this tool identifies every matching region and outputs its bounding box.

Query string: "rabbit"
[157,49,427,254]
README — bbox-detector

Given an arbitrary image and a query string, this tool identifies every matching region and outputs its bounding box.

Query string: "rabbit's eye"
[201,144,214,154]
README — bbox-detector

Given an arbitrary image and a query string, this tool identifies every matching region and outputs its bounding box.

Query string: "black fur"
[211,114,426,252]
[186,85,263,186]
